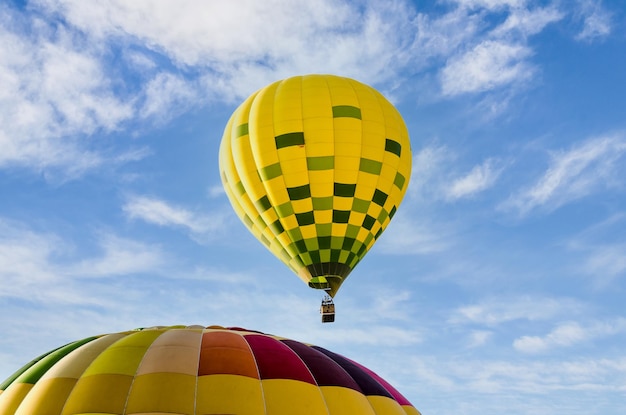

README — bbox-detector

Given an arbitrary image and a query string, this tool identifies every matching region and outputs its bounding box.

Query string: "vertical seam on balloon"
[347,77,369,273]
[235,89,291,269]
[192,327,204,415]
[260,79,300,274]
[321,74,335,280]
[280,340,332,415]
[56,333,126,415]
[240,332,268,415]
[120,328,165,415]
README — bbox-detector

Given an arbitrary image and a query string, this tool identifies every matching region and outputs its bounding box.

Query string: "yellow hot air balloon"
[220,74,411,320]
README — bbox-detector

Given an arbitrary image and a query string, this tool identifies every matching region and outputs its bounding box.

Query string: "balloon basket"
[320,294,335,323]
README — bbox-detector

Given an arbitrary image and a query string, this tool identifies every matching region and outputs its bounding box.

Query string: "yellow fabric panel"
[291,198,314,214]
[333,195,352,211]
[249,83,281,167]
[319,386,376,415]
[14,377,75,415]
[331,223,348,237]
[379,164,398,186]
[402,404,423,415]
[309,169,333,187]
[41,334,126,380]
[305,141,335,157]
[196,374,264,415]
[125,372,195,414]
[327,77,359,106]
[315,209,333,223]
[361,132,386,154]
[262,379,328,415]
[354,184,376,202]
[299,223,317,239]
[0,383,33,415]
[61,374,132,415]
[279,157,309,189]
[81,330,161,376]
[135,329,201,375]
[273,76,303,136]
[366,395,408,415]
[334,117,363,145]
[334,163,360,183]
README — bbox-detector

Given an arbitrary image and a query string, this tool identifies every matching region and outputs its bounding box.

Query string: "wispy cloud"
[566,214,626,287]
[139,72,201,121]
[408,355,626,395]
[438,2,562,96]
[0,219,165,305]
[580,243,626,287]
[514,318,626,353]
[0,0,586,179]
[445,158,503,200]
[0,10,133,173]
[378,211,454,255]
[575,0,612,42]
[36,0,417,98]
[441,40,533,96]
[68,233,167,278]
[450,296,585,326]
[468,330,493,347]
[502,134,626,216]
[123,195,229,239]
[410,145,502,201]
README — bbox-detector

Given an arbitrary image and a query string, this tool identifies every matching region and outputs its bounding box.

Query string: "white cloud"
[0,219,165,305]
[68,233,167,278]
[468,330,493,347]
[492,6,563,37]
[0,11,134,174]
[446,158,502,199]
[575,0,612,42]
[378,212,453,255]
[123,195,228,238]
[434,2,562,97]
[430,355,626,394]
[35,0,416,97]
[450,296,584,326]
[139,72,201,120]
[502,134,626,216]
[452,0,527,10]
[514,319,626,353]
[409,145,456,200]
[409,146,502,201]
[581,243,626,287]
[441,40,533,96]
[566,214,626,287]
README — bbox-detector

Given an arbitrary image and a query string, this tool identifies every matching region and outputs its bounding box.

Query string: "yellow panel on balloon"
[196,374,265,415]
[125,372,195,414]
[0,383,33,415]
[319,386,377,415]
[61,374,132,415]
[14,377,75,415]
[366,395,408,415]
[262,379,327,415]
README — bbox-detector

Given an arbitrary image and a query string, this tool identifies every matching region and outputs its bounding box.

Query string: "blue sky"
[1,0,625,414]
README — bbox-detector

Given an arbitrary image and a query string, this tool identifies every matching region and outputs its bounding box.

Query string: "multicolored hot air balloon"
[0,325,420,415]
[220,75,412,320]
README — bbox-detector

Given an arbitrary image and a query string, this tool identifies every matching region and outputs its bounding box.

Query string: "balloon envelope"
[220,74,412,296]
[0,325,420,415]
